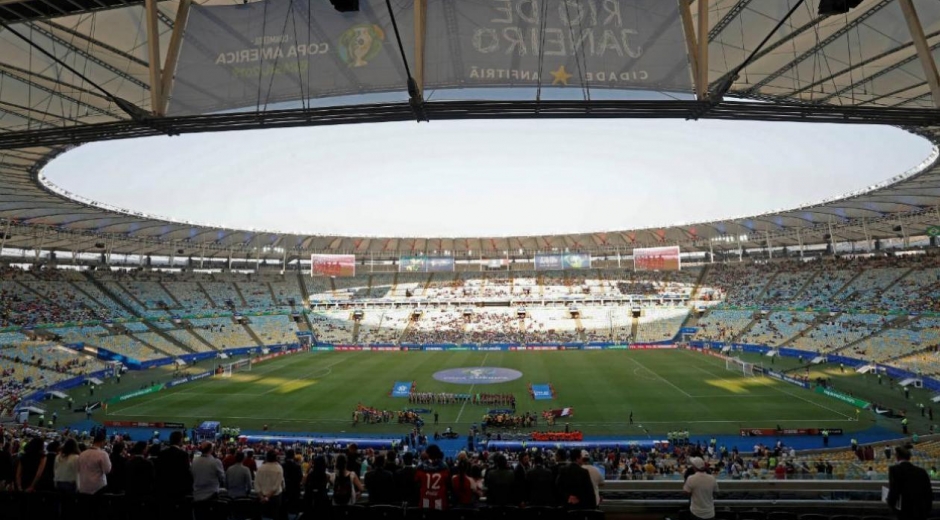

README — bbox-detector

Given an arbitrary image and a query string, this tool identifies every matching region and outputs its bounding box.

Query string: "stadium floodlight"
[330,0,359,12]
[818,0,863,15]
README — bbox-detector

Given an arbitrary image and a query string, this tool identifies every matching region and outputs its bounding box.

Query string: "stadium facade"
[1,0,940,265]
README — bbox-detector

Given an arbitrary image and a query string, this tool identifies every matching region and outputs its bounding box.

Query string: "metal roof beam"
[40,20,148,68]
[23,21,150,91]
[0,68,120,119]
[709,0,753,42]
[745,0,894,95]
[899,0,940,109]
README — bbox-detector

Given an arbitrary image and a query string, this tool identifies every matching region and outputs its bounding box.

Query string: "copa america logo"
[433,367,523,385]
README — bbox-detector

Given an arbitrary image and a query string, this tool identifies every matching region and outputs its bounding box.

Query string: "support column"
[861,218,873,251]
[144,0,163,115]
[708,240,714,263]
[899,0,940,108]
[0,219,12,255]
[796,228,804,259]
[679,0,700,93]
[765,231,772,260]
[827,220,837,256]
[696,0,709,99]
[159,0,193,115]
[898,215,909,248]
[34,227,48,262]
[414,0,427,96]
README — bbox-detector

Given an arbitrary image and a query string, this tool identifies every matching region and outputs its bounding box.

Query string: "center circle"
[433,367,523,385]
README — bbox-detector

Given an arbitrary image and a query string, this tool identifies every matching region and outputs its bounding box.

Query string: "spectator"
[483,453,517,506]
[526,454,556,506]
[683,457,719,520]
[416,444,450,510]
[556,449,596,509]
[54,438,80,493]
[256,450,285,520]
[225,451,252,499]
[107,440,127,494]
[37,439,59,491]
[331,453,363,506]
[581,451,604,505]
[282,449,303,515]
[396,452,419,507]
[0,442,14,491]
[451,459,480,507]
[303,455,331,518]
[155,430,193,498]
[15,437,46,493]
[192,442,225,502]
[888,446,933,520]
[125,441,155,497]
[364,454,395,505]
[77,430,110,495]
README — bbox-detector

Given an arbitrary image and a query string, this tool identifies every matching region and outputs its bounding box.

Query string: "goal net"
[221,358,251,378]
[725,357,758,377]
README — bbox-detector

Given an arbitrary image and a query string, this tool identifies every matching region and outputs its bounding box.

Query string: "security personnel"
[851,438,858,452]
[822,429,830,447]
[902,417,910,434]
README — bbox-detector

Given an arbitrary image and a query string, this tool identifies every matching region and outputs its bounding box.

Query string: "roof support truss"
[158,0,191,116]
[898,0,940,109]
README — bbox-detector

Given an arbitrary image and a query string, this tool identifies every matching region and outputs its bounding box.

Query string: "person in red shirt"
[415,445,450,510]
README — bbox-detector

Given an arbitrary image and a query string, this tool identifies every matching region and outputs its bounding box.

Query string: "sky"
[43,119,934,237]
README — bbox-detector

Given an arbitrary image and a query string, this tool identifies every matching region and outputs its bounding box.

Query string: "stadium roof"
[2,0,940,260]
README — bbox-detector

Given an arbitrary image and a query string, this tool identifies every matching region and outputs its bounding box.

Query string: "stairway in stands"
[295,270,316,332]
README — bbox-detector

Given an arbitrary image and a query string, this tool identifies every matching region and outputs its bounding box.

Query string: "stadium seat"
[566,509,605,520]
[122,496,160,520]
[767,513,798,520]
[193,498,231,520]
[157,497,194,520]
[448,507,483,520]
[369,504,405,519]
[334,504,369,520]
[24,491,59,520]
[713,511,738,520]
[829,516,860,520]
[524,505,562,520]
[0,492,26,520]
[737,511,766,520]
[404,507,447,520]
[230,497,263,520]
[798,514,829,520]
[485,505,521,520]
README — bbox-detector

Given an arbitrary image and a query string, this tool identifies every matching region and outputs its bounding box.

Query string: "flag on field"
[531,384,553,400]
[391,381,412,398]
[543,407,574,418]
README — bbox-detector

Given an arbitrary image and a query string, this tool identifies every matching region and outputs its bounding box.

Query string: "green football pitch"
[98,349,888,436]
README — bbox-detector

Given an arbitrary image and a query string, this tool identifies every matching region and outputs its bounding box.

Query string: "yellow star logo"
[550,65,573,86]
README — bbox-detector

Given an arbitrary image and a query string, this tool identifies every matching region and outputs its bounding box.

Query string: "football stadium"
[4,0,940,518]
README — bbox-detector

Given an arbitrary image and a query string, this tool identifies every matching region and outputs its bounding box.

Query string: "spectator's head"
[46,440,60,454]
[285,449,295,462]
[373,455,385,470]
[235,451,245,464]
[402,452,414,466]
[534,454,544,466]
[425,444,443,461]
[130,441,147,457]
[896,446,913,461]
[569,449,582,463]
[93,430,107,446]
[265,450,278,463]
[335,454,348,473]
[60,438,79,457]
[580,450,591,464]
[348,443,358,455]
[245,450,254,460]
[199,442,213,455]
[494,453,509,470]
[313,455,327,476]
[556,448,568,463]
[169,430,183,446]
[690,457,706,472]
[24,437,44,457]
[113,441,126,456]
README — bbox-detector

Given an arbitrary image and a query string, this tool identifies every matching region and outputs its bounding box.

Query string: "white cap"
[690,457,706,470]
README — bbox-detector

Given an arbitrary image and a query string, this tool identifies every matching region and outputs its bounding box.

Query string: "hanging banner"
[633,246,680,271]
[399,256,456,273]
[534,253,592,270]
[311,254,356,277]
[169,0,692,115]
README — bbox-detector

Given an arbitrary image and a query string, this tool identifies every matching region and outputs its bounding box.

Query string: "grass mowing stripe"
[627,355,693,398]
[684,350,854,421]
[454,352,489,424]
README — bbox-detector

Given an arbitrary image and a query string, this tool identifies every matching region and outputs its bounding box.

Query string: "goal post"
[725,357,759,377]
[220,358,251,378]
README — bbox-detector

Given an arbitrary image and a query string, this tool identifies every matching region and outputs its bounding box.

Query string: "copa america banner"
[311,254,356,277]
[399,256,456,273]
[534,253,592,271]
[633,246,680,271]
[168,0,692,115]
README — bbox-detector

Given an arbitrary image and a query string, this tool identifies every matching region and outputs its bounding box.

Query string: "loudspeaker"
[818,0,862,15]
[330,0,359,12]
